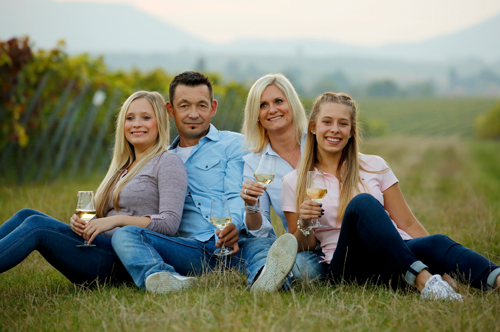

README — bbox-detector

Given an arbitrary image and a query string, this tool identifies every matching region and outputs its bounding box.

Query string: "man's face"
[166,84,217,146]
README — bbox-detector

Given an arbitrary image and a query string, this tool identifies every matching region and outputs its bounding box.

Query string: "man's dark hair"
[168,71,213,103]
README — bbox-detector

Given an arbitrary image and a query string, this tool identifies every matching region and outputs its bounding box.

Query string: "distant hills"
[1,0,500,62]
[0,0,208,53]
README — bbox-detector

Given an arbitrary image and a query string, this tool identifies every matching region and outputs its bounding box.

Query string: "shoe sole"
[251,233,298,294]
[145,272,196,294]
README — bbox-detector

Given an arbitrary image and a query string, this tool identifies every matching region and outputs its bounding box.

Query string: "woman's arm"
[241,160,274,235]
[285,198,321,252]
[144,153,187,235]
[383,183,429,238]
[241,179,265,230]
[281,174,316,250]
[84,153,188,243]
[83,215,150,244]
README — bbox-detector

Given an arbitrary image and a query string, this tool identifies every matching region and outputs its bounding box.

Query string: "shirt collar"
[262,132,307,156]
[168,124,220,150]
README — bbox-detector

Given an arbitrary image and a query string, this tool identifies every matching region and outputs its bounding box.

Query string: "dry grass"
[1,137,500,331]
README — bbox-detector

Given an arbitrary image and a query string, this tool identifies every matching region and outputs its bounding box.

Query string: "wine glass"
[249,154,276,213]
[306,171,328,228]
[75,191,97,247]
[210,198,233,256]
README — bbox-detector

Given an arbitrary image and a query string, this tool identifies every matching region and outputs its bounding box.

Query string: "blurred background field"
[2,37,500,185]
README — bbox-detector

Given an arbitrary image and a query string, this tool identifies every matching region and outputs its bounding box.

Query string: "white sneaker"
[251,233,298,293]
[421,274,463,301]
[145,272,197,294]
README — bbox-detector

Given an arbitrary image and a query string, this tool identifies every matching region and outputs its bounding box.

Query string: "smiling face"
[124,98,158,152]
[313,102,352,160]
[258,84,294,134]
[166,84,217,147]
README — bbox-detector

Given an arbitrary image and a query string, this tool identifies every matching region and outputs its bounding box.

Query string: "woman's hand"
[240,179,266,207]
[299,199,323,228]
[70,214,86,236]
[83,217,118,244]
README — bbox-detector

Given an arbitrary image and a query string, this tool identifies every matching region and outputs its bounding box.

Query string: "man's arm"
[222,134,247,234]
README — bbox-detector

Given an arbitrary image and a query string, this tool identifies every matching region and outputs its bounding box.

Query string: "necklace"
[285,144,299,166]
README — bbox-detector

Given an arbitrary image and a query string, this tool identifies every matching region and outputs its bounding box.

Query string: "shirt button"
[198,203,201,206]
[205,165,208,168]
[188,192,191,195]
[205,215,208,218]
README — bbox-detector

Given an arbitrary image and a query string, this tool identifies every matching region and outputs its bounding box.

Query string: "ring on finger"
[244,188,248,195]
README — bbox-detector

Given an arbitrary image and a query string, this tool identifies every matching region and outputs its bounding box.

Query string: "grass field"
[1,135,500,331]
[357,97,498,137]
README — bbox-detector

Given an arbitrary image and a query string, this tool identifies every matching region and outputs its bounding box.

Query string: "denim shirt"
[242,134,306,238]
[169,124,247,241]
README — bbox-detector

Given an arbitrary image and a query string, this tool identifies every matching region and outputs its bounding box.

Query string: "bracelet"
[297,217,312,237]
[244,206,259,214]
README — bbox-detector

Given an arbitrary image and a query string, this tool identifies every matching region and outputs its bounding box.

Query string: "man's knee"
[112,226,143,248]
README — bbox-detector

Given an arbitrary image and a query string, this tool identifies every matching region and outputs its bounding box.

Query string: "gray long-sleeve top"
[102,151,187,237]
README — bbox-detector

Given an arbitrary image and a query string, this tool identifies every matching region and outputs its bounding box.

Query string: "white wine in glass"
[306,188,328,202]
[306,171,328,228]
[210,198,233,256]
[250,154,276,213]
[76,191,96,247]
[254,173,275,186]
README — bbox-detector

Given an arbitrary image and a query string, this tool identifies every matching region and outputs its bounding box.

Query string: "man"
[111,71,297,293]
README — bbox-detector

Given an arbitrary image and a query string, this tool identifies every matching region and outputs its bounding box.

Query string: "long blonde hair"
[295,92,364,222]
[94,91,170,217]
[241,73,307,153]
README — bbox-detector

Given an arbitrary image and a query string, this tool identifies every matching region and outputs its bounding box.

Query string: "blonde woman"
[0,91,187,285]
[281,92,500,300]
[240,74,326,281]
[240,73,307,237]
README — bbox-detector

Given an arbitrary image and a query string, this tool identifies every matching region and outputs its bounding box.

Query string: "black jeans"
[328,194,500,290]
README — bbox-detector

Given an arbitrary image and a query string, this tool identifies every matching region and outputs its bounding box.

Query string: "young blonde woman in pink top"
[281,92,500,300]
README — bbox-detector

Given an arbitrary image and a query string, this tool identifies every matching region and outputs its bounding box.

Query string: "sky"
[54,0,500,47]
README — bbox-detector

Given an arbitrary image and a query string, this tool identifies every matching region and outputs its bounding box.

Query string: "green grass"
[357,98,498,137]
[1,137,500,331]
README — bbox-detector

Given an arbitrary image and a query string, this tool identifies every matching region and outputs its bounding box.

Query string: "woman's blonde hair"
[94,91,170,217]
[241,73,307,153]
[295,92,365,222]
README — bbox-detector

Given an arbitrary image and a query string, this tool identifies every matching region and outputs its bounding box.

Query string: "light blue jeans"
[112,226,276,289]
[292,249,328,281]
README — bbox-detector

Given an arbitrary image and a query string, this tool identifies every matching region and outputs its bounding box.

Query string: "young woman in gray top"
[0,91,187,285]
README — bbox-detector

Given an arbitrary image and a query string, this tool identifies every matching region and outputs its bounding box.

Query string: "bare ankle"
[415,270,433,291]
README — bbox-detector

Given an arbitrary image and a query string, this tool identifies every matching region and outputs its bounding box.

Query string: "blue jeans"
[112,226,275,289]
[292,249,328,281]
[0,209,131,285]
[327,194,500,290]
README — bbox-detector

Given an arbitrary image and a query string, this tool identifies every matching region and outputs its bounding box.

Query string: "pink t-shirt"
[281,154,412,264]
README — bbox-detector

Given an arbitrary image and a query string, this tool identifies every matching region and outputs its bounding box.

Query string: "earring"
[311,131,316,135]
